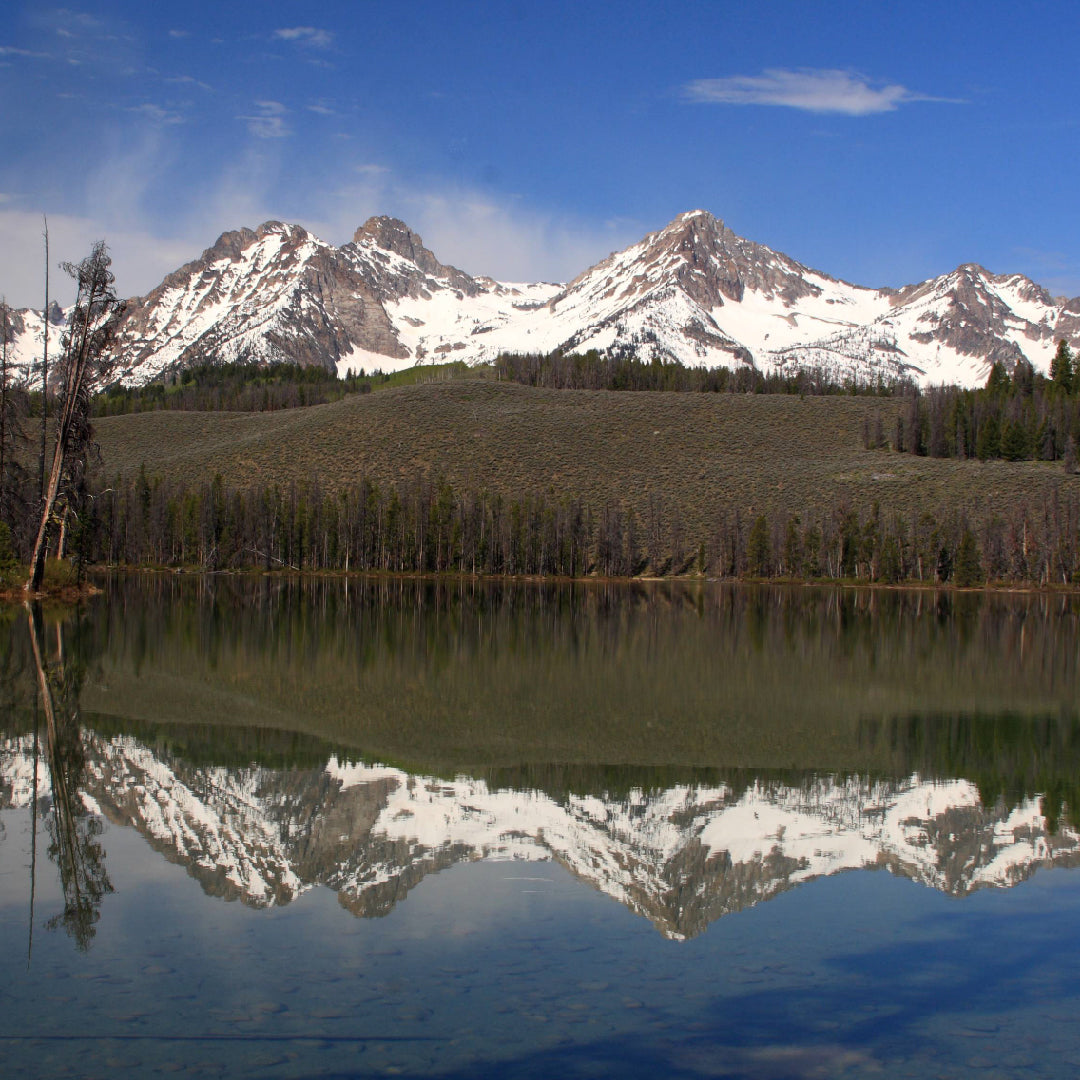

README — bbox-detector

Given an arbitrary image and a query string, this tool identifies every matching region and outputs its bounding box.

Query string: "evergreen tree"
[976,413,1001,460]
[1000,418,1031,461]
[986,361,1010,397]
[0,521,17,585]
[782,514,802,577]
[954,529,983,587]
[936,544,953,583]
[1051,340,1074,394]
[746,514,771,577]
[839,509,861,577]
[1065,435,1078,475]
[879,533,902,584]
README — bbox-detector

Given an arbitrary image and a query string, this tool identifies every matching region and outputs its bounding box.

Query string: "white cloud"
[127,102,185,125]
[0,208,200,308]
[236,100,290,139]
[0,46,51,59]
[274,27,334,48]
[0,126,638,307]
[313,178,635,284]
[684,68,957,116]
[403,195,630,283]
[164,74,212,91]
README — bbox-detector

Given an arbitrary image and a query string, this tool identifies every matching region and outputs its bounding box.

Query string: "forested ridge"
[90,361,418,415]
[61,469,1080,587]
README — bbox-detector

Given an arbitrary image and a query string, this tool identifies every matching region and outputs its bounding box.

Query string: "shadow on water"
[355,903,1080,1080]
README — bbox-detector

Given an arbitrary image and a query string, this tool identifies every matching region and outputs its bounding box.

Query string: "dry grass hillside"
[94,381,1080,540]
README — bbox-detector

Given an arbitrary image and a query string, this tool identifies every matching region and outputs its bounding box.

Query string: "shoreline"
[22,564,1079,598]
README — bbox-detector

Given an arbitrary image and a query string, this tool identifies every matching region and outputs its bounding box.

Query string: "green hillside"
[93,380,1080,548]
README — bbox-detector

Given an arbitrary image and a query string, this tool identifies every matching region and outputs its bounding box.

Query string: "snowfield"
[5,211,1079,390]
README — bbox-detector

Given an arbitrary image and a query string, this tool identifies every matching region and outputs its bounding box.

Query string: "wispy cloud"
[127,102,185,125]
[168,29,189,39]
[0,206,201,308]
[165,74,212,91]
[0,45,51,59]
[53,9,103,31]
[1014,247,1080,297]
[354,163,388,175]
[274,27,334,49]
[1015,246,1069,273]
[306,101,336,116]
[684,68,959,116]
[0,152,638,308]
[236,100,290,139]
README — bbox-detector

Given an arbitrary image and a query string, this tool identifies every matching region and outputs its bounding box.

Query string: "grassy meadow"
[93,379,1080,550]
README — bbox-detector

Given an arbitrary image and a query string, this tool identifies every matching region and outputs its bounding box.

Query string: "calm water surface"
[2,577,1080,1078]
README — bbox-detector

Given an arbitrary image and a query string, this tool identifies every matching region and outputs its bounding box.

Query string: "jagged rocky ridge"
[3,732,1078,941]
[5,211,1080,389]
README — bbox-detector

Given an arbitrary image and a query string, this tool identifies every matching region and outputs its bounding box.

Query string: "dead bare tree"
[26,241,124,592]
[1,298,9,523]
[39,216,49,503]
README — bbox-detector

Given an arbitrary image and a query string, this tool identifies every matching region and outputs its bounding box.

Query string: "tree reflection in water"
[26,605,112,952]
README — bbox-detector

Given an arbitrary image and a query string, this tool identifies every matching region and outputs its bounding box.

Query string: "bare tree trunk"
[57,503,68,560]
[28,439,65,591]
[0,298,7,521]
[39,217,49,503]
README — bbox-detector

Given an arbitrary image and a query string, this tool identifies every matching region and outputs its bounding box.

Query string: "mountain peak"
[350,215,480,300]
[353,216,442,274]
[673,208,718,225]
[9,207,1080,390]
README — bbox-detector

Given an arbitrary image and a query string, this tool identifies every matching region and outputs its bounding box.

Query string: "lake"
[2,576,1080,1078]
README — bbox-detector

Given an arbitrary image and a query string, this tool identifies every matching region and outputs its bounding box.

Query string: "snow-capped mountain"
[4,210,1080,389]
[4,732,1077,940]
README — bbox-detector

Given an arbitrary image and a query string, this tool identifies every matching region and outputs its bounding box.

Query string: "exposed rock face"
[110,221,410,382]
[4,210,1080,388]
[348,216,481,300]
[888,264,1050,369]
[554,209,826,311]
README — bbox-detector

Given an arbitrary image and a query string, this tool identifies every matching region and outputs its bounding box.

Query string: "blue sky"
[1,1,1078,307]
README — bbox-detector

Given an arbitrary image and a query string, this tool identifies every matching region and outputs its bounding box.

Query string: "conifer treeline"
[495,349,908,396]
[90,362,381,416]
[880,345,1080,463]
[68,472,1080,587]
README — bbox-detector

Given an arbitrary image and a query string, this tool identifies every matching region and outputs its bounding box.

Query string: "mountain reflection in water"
[2,576,1080,949]
[3,730,1079,942]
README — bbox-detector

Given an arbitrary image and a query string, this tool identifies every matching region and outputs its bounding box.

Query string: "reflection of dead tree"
[28,699,38,968]
[26,605,112,952]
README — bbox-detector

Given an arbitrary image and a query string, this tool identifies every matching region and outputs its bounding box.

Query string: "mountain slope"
[4,211,1080,389]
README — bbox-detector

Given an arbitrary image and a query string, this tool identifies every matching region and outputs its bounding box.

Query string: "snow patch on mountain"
[5,211,1080,389]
